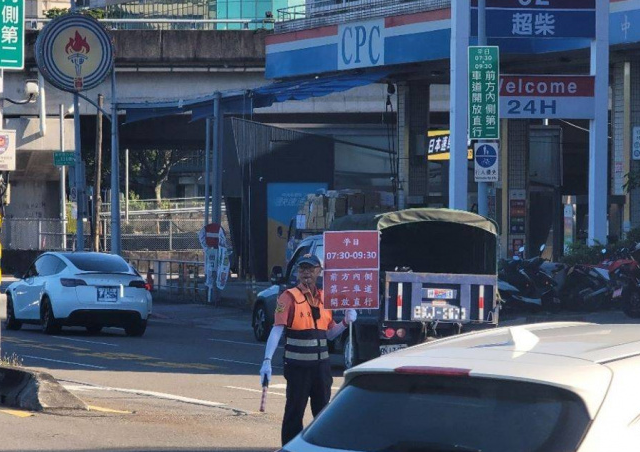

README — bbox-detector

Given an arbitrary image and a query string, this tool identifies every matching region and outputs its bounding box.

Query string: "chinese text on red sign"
[323,231,380,310]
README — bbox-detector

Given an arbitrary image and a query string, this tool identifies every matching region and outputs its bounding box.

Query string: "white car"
[4,252,152,336]
[282,322,640,452]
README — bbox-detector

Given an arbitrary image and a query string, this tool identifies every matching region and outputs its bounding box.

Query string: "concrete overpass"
[2,27,394,219]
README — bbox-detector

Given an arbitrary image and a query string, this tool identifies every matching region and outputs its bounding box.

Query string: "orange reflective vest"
[284,287,332,365]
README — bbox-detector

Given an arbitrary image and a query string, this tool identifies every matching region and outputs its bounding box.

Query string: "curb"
[0,366,87,411]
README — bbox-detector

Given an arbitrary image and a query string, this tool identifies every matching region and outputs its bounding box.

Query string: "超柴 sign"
[469,46,500,140]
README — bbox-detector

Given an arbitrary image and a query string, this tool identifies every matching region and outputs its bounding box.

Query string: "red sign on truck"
[323,231,380,310]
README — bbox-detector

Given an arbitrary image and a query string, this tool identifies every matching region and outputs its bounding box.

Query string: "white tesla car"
[4,252,152,336]
[282,322,640,452]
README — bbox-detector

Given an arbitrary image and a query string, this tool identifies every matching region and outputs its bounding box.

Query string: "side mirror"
[277,226,284,238]
[518,246,525,253]
[539,244,546,253]
[270,266,284,285]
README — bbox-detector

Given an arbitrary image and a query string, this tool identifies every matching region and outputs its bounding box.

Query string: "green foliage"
[561,225,640,265]
[44,8,106,19]
[560,241,606,266]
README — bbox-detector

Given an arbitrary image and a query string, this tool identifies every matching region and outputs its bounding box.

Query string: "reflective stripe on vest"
[284,287,330,365]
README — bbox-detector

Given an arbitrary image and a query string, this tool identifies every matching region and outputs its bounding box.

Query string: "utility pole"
[477,0,488,217]
[60,104,67,250]
[93,94,104,251]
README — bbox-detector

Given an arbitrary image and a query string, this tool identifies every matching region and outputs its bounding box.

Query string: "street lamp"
[60,103,74,250]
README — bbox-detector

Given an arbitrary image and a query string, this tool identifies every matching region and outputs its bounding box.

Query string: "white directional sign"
[474,142,499,182]
[499,75,595,119]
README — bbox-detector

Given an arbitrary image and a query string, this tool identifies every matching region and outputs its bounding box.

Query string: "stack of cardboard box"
[298,190,396,231]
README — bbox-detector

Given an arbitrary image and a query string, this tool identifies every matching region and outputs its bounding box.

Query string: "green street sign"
[54,151,75,166]
[0,0,24,69]
[469,46,499,140]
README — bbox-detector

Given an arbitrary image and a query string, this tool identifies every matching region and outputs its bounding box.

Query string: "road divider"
[0,365,87,411]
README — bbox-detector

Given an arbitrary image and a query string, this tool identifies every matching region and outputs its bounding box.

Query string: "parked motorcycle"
[498,245,560,312]
[561,249,613,311]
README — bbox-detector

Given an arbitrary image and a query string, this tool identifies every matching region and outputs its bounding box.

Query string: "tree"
[129,149,190,204]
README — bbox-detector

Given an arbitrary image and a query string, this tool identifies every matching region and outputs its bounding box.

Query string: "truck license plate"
[413,305,464,321]
[97,287,118,302]
[380,344,407,355]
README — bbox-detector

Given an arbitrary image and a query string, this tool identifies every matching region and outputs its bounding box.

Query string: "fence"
[275,0,446,33]
[1,217,205,252]
[127,257,210,303]
[24,17,276,31]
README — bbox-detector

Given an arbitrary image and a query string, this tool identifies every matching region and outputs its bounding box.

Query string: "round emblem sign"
[35,14,114,93]
[475,143,498,168]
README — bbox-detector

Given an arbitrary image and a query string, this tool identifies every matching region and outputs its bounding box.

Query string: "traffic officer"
[260,254,357,446]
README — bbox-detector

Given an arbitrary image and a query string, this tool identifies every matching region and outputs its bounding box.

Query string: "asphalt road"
[1,278,639,452]
[0,282,348,452]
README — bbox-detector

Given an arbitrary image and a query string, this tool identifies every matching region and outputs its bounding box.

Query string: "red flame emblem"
[65,31,90,54]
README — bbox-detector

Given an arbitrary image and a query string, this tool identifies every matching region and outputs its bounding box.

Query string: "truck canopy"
[329,208,498,275]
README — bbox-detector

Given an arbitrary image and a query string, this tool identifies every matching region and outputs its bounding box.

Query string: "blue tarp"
[120,69,391,123]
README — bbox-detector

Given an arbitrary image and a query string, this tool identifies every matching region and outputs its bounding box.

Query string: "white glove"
[344,309,357,324]
[260,359,272,385]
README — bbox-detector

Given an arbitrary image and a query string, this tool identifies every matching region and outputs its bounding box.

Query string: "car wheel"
[4,294,22,331]
[125,319,147,337]
[624,291,640,318]
[253,303,271,342]
[86,325,103,335]
[41,298,62,335]
[343,333,359,370]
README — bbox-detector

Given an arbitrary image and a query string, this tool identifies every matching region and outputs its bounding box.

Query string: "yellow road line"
[0,409,34,418]
[87,405,132,414]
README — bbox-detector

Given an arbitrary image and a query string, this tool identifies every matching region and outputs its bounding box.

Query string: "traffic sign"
[0,131,16,170]
[54,151,75,166]
[323,230,380,310]
[0,0,24,69]
[474,142,499,182]
[468,46,500,140]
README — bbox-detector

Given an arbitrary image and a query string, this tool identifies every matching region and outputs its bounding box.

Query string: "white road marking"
[23,355,107,369]
[52,337,119,347]
[61,380,246,413]
[209,357,283,368]
[208,338,282,348]
[225,386,286,397]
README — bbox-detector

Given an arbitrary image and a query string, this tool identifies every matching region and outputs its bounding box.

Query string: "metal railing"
[275,0,448,33]
[127,257,209,303]
[1,217,204,252]
[24,17,276,30]
[100,197,206,214]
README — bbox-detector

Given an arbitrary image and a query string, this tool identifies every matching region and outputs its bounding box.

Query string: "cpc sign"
[338,19,384,70]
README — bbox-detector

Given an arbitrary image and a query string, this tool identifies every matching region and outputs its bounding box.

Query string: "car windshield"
[65,253,132,273]
[303,374,591,452]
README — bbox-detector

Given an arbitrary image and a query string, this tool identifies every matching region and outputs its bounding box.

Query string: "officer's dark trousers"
[281,360,333,446]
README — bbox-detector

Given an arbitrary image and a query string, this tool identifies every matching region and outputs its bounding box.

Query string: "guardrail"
[24,17,276,30]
